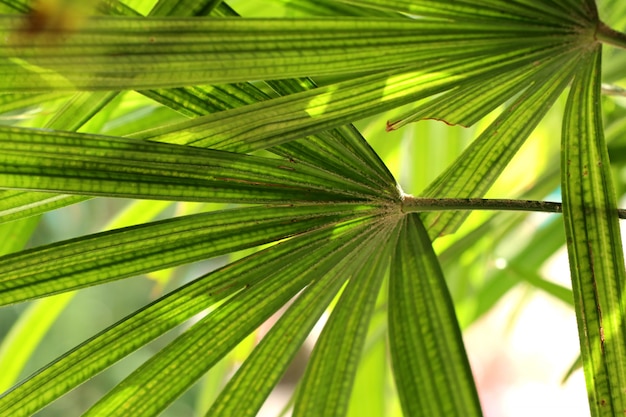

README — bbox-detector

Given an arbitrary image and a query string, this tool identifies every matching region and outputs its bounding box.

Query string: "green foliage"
[0,0,625,416]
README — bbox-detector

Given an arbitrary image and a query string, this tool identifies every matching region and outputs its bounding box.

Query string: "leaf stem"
[401,196,626,219]
[595,22,626,51]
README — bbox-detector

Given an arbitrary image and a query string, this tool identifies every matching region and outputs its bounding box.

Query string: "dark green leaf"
[0,204,379,305]
[293,223,394,417]
[1,16,579,90]
[561,45,626,416]
[389,214,481,417]
[0,217,371,417]
[419,51,581,236]
[0,126,391,202]
[208,220,393,417]
[81,217,375,417]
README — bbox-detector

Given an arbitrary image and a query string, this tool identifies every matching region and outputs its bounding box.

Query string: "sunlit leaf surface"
[0,1,624,417]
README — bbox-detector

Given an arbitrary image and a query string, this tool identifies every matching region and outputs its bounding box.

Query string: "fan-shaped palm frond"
[0,1,625,416]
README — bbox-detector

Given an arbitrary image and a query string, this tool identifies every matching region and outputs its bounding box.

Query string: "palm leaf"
[0,204,381,305]
[209,221,395,417]
[0,216,373,416]
[389,214,481,417]
[418,50,582,236]
[561,45,626,416]
[0,2,625,417]
[0,126,393,202]
[293,224,394,417]
[80,218,376,417]
[1,15,579,90]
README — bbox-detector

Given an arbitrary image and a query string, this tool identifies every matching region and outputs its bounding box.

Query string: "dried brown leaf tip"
[386,117,468,132]
[15,0,97,42]
[385,120,400,132]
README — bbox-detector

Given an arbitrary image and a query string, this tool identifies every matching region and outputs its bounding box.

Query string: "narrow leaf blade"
[389,214,482,417]
[293,223,394,417]
[81,218,376,417]
[208,221,391,417]
[0,204,376,305]
[0,217,371,417]
[561,45,626,416]
[419,51,580,236]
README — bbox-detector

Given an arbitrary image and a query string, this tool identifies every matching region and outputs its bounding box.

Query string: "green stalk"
[596,22,626,50]
[401,196,626,218]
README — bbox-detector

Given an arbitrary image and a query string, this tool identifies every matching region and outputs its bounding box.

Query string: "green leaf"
[0,92,67,115]
[0,86,130,223]
[0,199,171,391]
[1,16,580,91]
[137,46,574,154]
[561,45,626,416]
[419,50,581,236]
[330,0,594,25]
[0,217,371,417]
[508,263,573,306]
[346,303,389,417]
[0,214,38,255]
[207,220,392,417]
[0,0,29,13]
[0,203,377,305]
[389,214,482,417]
[136,81,399,205]
[0,3,622,417]
[149,0,222,16]
[139,76,398,194]
[272,0,398,17]
[45,91,117,131]
[0,126,391,203]
[386,57,554,130]
[80,217,375,417]
[0,215,43,389]
[293,222,394,417]
[0,72,167,392]
[562,355,584,384]
[265,77,397,191]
